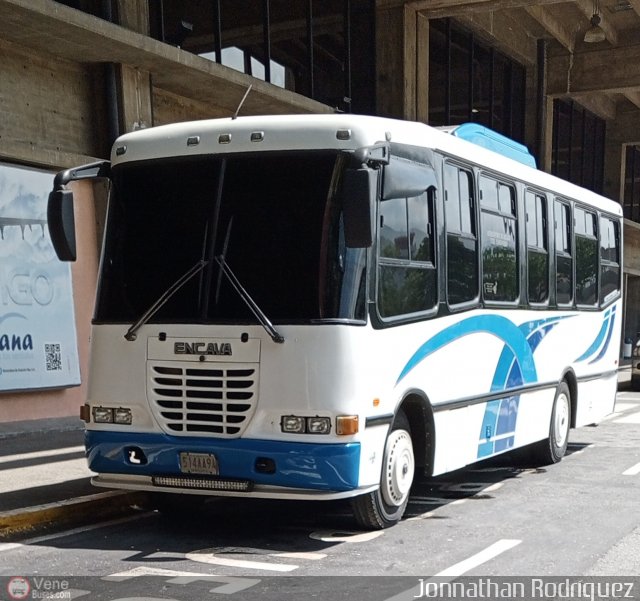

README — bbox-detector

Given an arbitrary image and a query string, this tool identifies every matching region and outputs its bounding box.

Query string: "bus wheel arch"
[398,392,435,477]
[562,369,578,429]
[350,392,435,530]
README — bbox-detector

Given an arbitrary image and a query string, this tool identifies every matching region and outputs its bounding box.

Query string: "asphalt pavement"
[0,368,634,541]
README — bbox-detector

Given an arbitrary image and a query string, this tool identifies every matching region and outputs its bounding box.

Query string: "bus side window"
[444,162,478,306]
[599,215,620,304]
[526,191,549,304]
[479,176,518,303]
[378,190,437,318]
[575,206,598,307]
[554,200,573,306]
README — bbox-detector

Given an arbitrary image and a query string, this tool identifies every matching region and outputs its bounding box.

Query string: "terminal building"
[1,0,640,422]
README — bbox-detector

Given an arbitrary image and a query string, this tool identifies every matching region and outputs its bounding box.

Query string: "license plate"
[179,452,219,475]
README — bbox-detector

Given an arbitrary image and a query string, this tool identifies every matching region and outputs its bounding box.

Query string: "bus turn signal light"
[336,415,359,435]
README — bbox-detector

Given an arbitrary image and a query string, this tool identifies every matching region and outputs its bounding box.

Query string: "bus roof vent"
[439,123,537,169]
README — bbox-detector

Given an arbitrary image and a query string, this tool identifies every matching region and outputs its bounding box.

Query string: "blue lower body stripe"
[85,430,361,492]
[477,395,518,458]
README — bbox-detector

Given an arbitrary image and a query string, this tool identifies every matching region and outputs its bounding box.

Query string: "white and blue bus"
[48,115,623,529]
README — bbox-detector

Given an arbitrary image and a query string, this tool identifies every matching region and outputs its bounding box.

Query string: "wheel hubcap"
[554,393,570,448]
[382,430,415,507]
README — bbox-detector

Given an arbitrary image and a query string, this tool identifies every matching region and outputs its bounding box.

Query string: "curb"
[0,490,150,540]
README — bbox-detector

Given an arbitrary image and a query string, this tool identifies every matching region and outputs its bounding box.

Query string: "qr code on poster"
[45,343,62,371]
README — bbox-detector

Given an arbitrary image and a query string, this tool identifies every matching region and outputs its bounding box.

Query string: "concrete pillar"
[115,0,153,133]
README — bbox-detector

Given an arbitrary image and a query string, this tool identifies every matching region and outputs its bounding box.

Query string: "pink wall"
[0,180,99,423]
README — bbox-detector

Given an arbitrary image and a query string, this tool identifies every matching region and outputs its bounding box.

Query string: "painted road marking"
[67,590,91,599]
[187,539,350,572]
[275,551,327,560]
[484,482,504,492]
[411,482,504,504]
[0,445,85,464]
[105,566,260,594]
[0,542,21,552]
[406,511,436,521]
[566,444,593,457]
[602,402,639,422]
[623,462,640,476]
[186,550,298,572]
[435,538,522,576]
[309,530,384,543]
[613,412,640,424]
[382,539,522,601]
[407,482,504,519]
[409,496,455,505]
[187,532,381,572]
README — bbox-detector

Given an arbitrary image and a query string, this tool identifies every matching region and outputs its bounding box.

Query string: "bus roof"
[111,114,622,217]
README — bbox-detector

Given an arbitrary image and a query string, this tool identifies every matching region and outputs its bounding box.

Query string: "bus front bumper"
[85,430,364,497]
[92,473,377,500]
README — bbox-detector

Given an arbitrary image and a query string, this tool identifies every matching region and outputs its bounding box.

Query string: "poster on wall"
[0,162,81,391]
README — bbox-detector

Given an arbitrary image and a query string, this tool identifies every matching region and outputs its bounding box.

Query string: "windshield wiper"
[124,260,209,341]
[214,255,285,344]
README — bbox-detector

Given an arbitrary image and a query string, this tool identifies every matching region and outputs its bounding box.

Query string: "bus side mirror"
[47,188,77,261]
[341,168,376,248]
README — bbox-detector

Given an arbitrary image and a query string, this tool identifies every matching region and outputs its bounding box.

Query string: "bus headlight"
[307,416,331,434]
[92,405,133,424]
[281,415,306,433]
[280,415,331,434]
[93,406,114,423]
[114,407,133,425]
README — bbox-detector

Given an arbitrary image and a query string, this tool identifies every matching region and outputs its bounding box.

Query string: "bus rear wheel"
[531,381,571,465]
[351,410,415,529]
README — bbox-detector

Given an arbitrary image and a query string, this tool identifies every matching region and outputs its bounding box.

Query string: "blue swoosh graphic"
[394,313,574,461]
[396,309,615,462]
[396,314,539,386]
[477,317,567,458]
[589,311,616,364]
[490,317,568,392]
[575,306,614,363]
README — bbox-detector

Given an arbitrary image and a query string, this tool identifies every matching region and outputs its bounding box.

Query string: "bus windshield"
[95,151,367,325]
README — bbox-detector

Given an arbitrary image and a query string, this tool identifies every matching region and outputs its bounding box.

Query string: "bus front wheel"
[351,410,415,530]
[531,381,571,465]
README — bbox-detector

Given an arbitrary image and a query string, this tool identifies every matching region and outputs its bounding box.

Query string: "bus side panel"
[574,372,618,427]
[512,389,555,448]
[393,304,621,476]
[431,405,485,476]
[430,389,555,476]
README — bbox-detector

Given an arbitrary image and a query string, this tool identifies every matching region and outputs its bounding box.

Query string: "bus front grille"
[148,361,259,438]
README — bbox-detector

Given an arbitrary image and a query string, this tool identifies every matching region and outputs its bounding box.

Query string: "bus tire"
[531,381,571,465]
[351,410,415,530]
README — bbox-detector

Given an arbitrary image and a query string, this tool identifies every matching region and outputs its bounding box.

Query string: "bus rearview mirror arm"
[47,161,111,262]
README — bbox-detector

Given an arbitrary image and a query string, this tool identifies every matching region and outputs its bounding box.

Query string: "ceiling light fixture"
[584,0,606,43]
